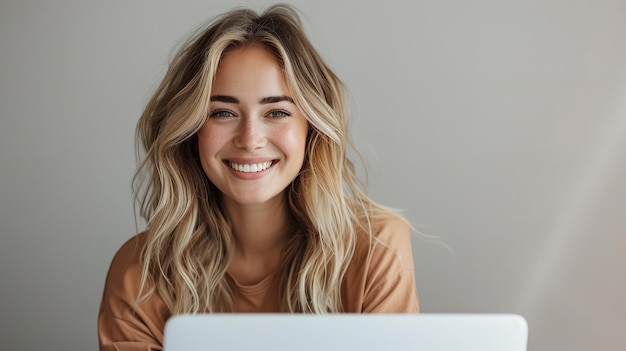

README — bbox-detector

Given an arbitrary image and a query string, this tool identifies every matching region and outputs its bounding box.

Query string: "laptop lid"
[163,314,528,351]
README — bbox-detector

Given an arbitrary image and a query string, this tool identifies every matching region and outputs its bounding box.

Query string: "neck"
[222,192,291,257]
[222,192,292,285]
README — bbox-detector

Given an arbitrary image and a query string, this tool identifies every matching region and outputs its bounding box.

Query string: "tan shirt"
[98,215,419,351]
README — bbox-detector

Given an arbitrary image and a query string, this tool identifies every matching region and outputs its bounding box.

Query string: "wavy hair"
[133,4,394,313]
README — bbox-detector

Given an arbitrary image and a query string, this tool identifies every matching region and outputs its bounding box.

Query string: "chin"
[225,191,284,207]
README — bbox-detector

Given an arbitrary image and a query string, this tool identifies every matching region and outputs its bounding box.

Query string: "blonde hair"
[134,4,395,313]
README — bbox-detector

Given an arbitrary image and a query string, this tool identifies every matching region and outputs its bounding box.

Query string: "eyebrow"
[210,95,239,103]
[209,95,294,104]
[259,95,294,104]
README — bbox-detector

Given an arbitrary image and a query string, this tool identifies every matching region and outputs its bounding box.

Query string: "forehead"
[212,45,289,96]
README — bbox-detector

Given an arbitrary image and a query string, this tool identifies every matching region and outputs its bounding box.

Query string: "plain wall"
[1,0,625,350]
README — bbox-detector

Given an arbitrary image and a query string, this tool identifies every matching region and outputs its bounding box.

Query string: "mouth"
[227,160,275,173]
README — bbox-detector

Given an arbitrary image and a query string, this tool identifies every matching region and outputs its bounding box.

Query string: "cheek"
[279,124,308,159]
[197,126,225,160]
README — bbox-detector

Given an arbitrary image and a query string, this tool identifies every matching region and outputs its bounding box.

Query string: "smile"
[228,161,274,173]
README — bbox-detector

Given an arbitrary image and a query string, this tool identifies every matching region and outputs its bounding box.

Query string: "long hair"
[133,4,393,313]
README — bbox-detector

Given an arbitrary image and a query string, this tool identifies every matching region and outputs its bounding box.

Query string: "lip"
[226,157,276,164]
[223,158,277,180]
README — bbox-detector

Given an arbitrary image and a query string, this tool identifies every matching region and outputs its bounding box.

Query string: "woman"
[98,4,418,350]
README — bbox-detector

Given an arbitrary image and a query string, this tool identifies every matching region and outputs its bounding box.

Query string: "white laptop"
[163,313,528,351]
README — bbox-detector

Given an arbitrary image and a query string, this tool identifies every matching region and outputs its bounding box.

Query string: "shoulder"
[100,233,150,318]
[98,233,169,348]
[110,233,148,269]
[371,212,411,246]
[107,233,147,292]
[359,212,414,274]
[343,212,419,312]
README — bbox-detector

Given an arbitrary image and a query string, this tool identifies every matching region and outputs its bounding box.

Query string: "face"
[197,45,309,208]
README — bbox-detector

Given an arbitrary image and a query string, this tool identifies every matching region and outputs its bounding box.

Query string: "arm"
[347,215,420,313]
[98,234,167,351]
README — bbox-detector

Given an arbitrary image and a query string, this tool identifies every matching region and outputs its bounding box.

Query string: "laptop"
[163,313,528,351]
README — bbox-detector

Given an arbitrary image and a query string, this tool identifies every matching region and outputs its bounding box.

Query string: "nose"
[233,117,266,151]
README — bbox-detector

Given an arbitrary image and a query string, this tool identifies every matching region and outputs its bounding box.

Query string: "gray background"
[1,0,625,350]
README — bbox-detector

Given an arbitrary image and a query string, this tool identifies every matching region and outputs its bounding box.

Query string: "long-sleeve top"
[98,214,419,350]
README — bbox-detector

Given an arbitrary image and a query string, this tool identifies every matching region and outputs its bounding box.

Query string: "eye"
[267,109,291,118]
[209,109,235,118]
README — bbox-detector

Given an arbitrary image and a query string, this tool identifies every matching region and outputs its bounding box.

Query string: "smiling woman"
[98,4,418,350]
[198,46,309,208]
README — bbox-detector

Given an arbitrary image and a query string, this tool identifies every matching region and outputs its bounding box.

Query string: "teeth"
[229,161,273,173]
